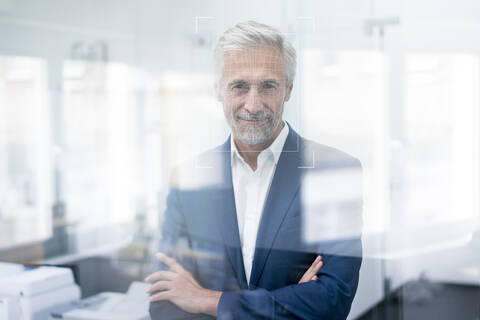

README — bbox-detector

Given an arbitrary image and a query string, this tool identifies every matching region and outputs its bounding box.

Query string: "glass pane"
[62,61,141,232]
[404,53,478,226]
[0,56,52,247]
[303,50,389,235]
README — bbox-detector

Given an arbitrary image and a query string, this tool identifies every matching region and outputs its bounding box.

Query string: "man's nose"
[244,87,263,113]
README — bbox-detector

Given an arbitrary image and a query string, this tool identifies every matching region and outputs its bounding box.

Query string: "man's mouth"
[237,118,268,125]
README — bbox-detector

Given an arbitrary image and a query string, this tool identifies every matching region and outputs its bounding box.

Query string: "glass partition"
[0,56,52,248]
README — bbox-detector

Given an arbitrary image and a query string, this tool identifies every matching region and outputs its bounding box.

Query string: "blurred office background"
[0,0,479,318]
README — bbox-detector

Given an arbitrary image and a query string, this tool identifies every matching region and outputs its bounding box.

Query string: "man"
[147,21,363,319]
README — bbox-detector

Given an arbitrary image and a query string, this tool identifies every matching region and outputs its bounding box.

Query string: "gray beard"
[231,115,281,145]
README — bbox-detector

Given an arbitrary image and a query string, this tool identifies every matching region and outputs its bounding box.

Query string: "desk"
[358,281,480,320]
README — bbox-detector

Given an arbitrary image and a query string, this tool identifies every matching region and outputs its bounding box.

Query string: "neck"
[233,121,285,171]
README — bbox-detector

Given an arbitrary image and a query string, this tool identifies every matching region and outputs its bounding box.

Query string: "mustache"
[234,111,273,121]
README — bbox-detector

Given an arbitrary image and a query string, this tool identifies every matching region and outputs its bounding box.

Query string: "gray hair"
[214,21,296,87]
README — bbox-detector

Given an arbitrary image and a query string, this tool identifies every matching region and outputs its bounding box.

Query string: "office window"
[303,51,388,234]
[146,72,227,166]
[62,61,141,231]
[0,56,52,247]
[403,53,479,227]
[140,72,225,228]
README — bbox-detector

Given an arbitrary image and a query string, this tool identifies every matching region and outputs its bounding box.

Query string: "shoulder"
[298,136,362,171]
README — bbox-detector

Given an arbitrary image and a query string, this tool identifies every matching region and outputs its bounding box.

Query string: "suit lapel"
[212,139,248,289]
[249,127,303,287]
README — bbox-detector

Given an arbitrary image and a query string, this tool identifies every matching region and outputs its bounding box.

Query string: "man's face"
[218,46,293,145]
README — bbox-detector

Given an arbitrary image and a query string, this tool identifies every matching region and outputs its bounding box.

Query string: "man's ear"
[284,83,293,102]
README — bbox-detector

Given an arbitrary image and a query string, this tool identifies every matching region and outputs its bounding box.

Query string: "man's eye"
[261,83,277,90]
[232,83,249,92]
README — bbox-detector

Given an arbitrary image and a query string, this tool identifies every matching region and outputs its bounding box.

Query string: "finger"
[301,256,322,280]
[299,273,312,284]
[310,256,322,270]
[304,261,323,283]
[146,280,172,294]
[312,260,323,274]
[298,256,322,284]
[149,290,170,302]
[306,260,323,281]
[144,270,177,283]
[156,252,186,274]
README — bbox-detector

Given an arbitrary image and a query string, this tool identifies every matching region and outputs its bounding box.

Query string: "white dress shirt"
[231,123,289,283]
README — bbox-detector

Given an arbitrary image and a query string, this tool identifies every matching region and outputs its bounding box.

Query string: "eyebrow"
[227,79,249,88]
[261,79,281,86]
[227,79,281,88]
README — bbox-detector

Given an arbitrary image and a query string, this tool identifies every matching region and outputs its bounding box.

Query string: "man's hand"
[145,253,321,316]
[298,256,323,283]
[145,253,221,317]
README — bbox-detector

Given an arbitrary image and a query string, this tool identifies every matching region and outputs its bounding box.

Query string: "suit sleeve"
[218,237,362,320]
[149,186,215,320]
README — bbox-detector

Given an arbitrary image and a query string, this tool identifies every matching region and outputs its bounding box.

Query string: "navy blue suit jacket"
[150,126,363,319]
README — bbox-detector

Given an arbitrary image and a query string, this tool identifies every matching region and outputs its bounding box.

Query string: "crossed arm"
[148,188,361,319]
[145,253,324,317]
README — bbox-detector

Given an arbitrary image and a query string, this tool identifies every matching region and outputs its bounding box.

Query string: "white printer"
[49,281,150,320]
[0,262,81,320]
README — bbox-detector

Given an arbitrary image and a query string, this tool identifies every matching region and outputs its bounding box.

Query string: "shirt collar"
[230,121,289,165]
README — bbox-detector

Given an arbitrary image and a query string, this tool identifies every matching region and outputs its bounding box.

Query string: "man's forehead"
[222,46,285,79]
[224,46,283,63]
